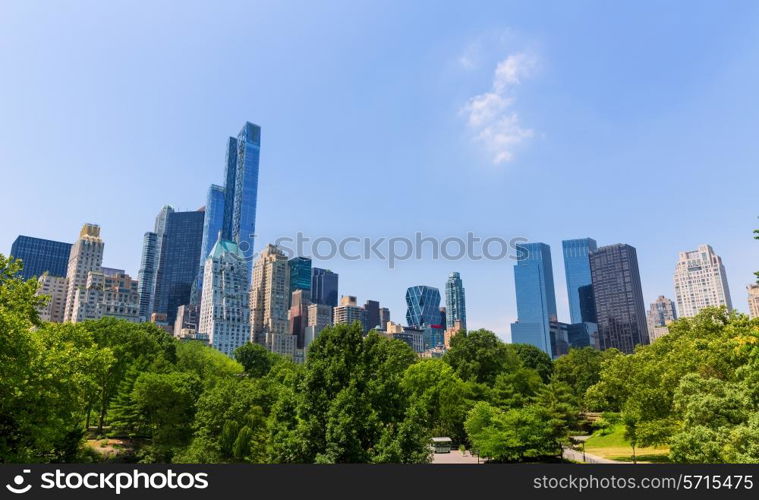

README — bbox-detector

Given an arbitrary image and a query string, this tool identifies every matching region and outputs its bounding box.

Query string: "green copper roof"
[208,238,245,260]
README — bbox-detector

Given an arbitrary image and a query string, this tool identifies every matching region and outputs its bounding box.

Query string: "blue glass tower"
[562,238,598,324]
[153,210,204,324]
[445,272,467,330]
[289,257,312,293]
[510,242,558,356]
[191,184,226,304]
[137,231,158,320]
[9,236,72,280]
[222,122,261,264]
[311,268,338,307]
[406,285,444,349]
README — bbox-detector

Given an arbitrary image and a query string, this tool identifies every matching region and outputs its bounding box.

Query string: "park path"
[562,447,632,464]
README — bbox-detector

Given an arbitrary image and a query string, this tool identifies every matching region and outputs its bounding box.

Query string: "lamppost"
[570,435,591,463]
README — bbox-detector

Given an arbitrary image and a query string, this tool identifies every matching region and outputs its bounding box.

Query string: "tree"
[553,347,618,405]
[235,342,278,378]
[444,329,519,385]
[508,343,554,383]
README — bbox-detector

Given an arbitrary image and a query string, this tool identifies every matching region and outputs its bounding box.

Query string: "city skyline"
[2,1,758,341]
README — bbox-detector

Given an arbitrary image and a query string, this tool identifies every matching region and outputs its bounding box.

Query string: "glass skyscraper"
[153,209,204,324]
[311,267,338,307]
[405,285,444,349]
[590,243,649,353]
[289,257,312,294]
[222,122,261,264]
[510,242,558,356]
[137,231,158,320]
[10,236,72,280]
[445,272,467,330]
[191,184,226,304]
[562,238,598,324]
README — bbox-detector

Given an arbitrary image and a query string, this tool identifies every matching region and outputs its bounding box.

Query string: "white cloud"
[462,52,537,164]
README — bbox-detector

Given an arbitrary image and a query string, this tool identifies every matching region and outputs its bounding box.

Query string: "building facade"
[405,285,444,349]
[71,271,141,323]
[334,295,367,331]
[198,239,251,357]
[673,244,733,317]
[509,242,558,356]
[288,257,312,297]
[445,272,467,331]
[305,302,333,347]
[192,184,226,305]
[747,284,759,319]
[222,122,261,264]
[63,224,105,322]
[37,274,68,322]
[10,236,72,281]
[311,267,338,307]
[646,295,677,337]
[250,244,294,357]
[137,206,173,320]
[364,299,381,331]
[153,209,204,324]
[562,238,598,324]
[379,307,391,329]
[590,244,649,353]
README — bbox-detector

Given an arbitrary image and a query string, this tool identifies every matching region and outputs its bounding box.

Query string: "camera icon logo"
[5,470,32,494]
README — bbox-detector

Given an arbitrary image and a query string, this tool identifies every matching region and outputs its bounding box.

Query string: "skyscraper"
[198,239,251,357]
[379,307,391,329]
[222,122,261,263]
[10,236,72,281]
[747,284,759,319]
[288,257,312,308]
[510,242,558,356]
[311,267,338,307]
[137,205,173,319]
[37,274,68,322]
[63,224,104,322]
[250,244,294,357]
[673,244,733,317]
[152,209,204,325]
[192,184,226,304]
[590,244,649,353]
[562,238,598,324]
[305,302,332,347]
[289,289,311,349]
[647,295,677,333]
[334,295,367,331]
[364,299,380,331]
[405,285,444,349]
[445,272,467,331]
[137,232,158,320]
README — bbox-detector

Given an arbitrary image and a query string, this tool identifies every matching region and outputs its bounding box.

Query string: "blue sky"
[1,0,758,338]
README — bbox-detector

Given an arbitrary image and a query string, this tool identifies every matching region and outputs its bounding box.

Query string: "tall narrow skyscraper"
[63,224,104,322]
[192,184,226,304]
[311,267,339,307]
[562,238,598,324]
[590,244,649,353]
[250,244,294,357]
[510,242,558,356]
[445,272,467,331]
[198,239,250,357]
[673,244,732,317]
[222,122,261,263]
[152,209,204,324]
[10,236,72,281]
[137,232,158,320]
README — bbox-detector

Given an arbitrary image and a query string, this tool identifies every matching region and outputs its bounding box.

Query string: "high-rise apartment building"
[289,289,311,348]
[590,244,649,353]
[63,224,104,322]
[445,272,467,331]
[747,284,759,319]
[37,274,68,322]
[222,122,261,263]
[152,209,204,324]
[71,270,141,323]
[305,302,332,347]
[673,244,733,317]
[10,236,72,281]
[379,307,391,329]
[311,267,338,307]
[509,243,558,356]
[198,239,251,357]
[250,244,294,357]
[646,295,677,335]
[334,295,367,331]
[562,238,598,324]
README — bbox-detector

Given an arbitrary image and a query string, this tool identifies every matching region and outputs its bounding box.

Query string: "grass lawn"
[584,424,670,463]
